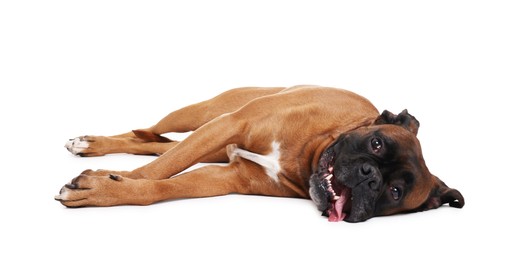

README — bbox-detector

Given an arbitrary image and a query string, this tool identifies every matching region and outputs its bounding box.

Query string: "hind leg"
[65,133,229,163]
[64,132,175,157]
[65,87,284,159]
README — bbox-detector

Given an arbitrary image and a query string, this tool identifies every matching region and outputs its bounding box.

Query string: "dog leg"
[149,87,285,134]
[65,133,230,163]
[56,156,304,208]
[65,87,284,158]
[127,112,249,180]
[64,134,178,157]
[56,163,255,207]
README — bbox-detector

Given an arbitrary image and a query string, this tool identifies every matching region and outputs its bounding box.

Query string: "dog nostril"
[361,164,373,176]
[369,180,379,190]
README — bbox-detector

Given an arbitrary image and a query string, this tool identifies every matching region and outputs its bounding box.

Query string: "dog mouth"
[317,151,353,222]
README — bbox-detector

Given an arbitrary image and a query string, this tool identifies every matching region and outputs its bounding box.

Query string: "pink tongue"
[327,189,348,222]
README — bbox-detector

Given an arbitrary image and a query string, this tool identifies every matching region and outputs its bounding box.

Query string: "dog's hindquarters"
[149,87,285,134]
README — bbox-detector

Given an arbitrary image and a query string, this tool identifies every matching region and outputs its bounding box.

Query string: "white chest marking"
[227,142,282,182]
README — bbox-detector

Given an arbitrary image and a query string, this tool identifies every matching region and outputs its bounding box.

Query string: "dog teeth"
[328,166,334,173]
[324,173,339,201]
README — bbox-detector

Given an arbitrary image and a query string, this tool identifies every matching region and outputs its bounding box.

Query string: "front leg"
[55,164,251,207]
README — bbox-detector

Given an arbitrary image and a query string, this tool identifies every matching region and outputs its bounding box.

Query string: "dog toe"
[65,136,91,156]
[65,183,78,189]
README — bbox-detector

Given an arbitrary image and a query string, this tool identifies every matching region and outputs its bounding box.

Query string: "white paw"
[54,188,69,201]
[55,181,75,201]
[65,137,89,155]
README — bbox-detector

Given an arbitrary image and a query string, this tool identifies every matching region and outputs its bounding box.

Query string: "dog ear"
[421,176,465,211]
[374,109,420,135]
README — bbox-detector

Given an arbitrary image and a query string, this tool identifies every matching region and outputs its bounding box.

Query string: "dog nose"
[360,163,381,191]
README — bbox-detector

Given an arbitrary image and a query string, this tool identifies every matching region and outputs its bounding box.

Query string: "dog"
[56,85,464,222]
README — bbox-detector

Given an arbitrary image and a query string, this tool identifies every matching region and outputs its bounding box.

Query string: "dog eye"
[370,138,383,152]
[390,186,401,200]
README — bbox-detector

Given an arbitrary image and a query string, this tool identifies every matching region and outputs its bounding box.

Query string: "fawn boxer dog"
[56,85,464,222]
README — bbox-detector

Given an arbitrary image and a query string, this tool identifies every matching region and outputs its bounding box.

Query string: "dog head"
[309,110,464,222]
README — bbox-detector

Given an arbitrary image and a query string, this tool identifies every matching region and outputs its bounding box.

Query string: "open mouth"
[317,149,353,222]
[322,165,352,222]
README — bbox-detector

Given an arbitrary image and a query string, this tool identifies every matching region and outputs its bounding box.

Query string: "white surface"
[1,1,517,259]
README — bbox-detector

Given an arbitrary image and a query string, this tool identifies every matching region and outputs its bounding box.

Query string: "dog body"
[57,85,464,222]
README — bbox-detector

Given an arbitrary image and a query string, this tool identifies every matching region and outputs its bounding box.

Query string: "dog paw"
[65,136,91,156]
[65,136,107,157]
[54,171,151,207]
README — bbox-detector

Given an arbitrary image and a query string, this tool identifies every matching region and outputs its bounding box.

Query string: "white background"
[1,0,517,259]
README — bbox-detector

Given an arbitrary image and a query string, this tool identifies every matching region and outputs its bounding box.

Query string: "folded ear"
[422,176,465,210]
[374,109,420,135]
